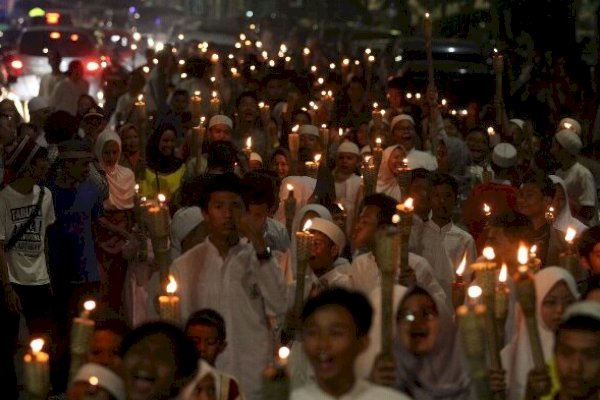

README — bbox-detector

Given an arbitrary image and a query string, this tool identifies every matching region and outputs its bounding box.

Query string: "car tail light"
[86,60,100,72]
[10,59,23,70]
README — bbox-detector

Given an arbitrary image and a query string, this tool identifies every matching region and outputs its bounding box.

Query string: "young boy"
[0,137,54,338]
[292,288,410,399]
[579,226,600,276]
[184,309,243,400]
[333,142,362,237]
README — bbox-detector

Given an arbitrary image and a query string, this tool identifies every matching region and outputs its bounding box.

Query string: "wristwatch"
[256,246,272,261]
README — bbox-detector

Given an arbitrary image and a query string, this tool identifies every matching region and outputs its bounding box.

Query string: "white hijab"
[549,175,588,236]
[501,266,579,400]
[95,130,136,210]
[181,359,220,400]
[274,175,317,224]
[376,145,402,201]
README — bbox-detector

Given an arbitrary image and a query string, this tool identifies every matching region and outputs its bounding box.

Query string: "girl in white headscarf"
[371,285,475,399]
[500,266,579,400]
[95,130,137,312]
[549,175,588,236]
[376,145,407,201]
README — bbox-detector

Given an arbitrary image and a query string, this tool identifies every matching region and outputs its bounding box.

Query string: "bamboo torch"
[452,254,467,308]
[284,184,296,238]
[293,220,314,328]
[374,218,401,360]
[145,194,171,284]
[493,49,504,133]
[361,155,377,197]
[288,125,300,175]
[396,198,414,283]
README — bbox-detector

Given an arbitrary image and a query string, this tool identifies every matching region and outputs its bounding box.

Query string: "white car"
[7,26,105,101]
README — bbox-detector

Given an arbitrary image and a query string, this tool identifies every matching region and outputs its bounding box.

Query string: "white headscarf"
[274,175,317,224]
[181,359,220,400]
[501,266,579,400]
[376,145,402,201]
[392,286,474,400]
[95,130,136,210]
[549,175,588,236]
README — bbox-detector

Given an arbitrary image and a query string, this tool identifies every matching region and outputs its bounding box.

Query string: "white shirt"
[406,148,437,171]
[556,162,597,208]
[292,380,411,400]
[50,78,90,116]
[265,217,290,252]
[38,72,63,101]
[170,237,286,400]
[349,251,446,304]
[334,174,363,238]
[419,220,477,297]
[0,186,55,285]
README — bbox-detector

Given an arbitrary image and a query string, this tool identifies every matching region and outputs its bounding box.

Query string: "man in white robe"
[389,114,437,171]
[333,141,363,238]
[419,173,477,298]
[170,173,286,400]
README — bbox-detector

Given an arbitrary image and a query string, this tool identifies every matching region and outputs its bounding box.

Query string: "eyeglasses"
[397,309,438,323]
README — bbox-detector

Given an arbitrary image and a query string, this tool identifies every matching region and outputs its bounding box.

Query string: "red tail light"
[86,60,100,72]
[10,59,23,70]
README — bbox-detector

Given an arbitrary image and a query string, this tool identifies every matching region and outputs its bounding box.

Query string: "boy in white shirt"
[291,288,411,400]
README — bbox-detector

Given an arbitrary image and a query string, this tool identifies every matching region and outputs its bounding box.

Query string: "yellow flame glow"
[302,219,313,232]
[246,137,252,148]
[83,300,96,312]
[456,254,467,275]
[392,214,400,224]
[286,184,294,191]
[518,244,529,265]
[158,193,166,203]
[166,275,177,294]
[483,246,495,261]
[30,338,44,354]
[403,198,414,211]
[278,346,290,359]
[499,263,508,282]
[565,227,576,243]
[468,285,482,299]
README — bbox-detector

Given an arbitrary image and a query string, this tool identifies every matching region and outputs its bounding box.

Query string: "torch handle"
[525,315,547,369]
[294,258,308,320]
[381,269,395,358]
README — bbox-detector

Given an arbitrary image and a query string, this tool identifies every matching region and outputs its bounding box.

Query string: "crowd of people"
[3,25,600,400]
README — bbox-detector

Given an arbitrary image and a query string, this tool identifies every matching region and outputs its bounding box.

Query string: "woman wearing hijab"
[549,175,588,236]
[269,148,291,180]
[141,122,185,201]
[95,130,136,313]
[376,145,407,201]
[371,286,474,399]
[501,267,579,400]
[118,123,145,181]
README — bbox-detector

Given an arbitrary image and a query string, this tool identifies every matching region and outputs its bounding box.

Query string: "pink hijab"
[95,130,135,210]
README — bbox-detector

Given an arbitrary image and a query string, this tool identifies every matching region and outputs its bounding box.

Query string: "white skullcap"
[555,129,582,156]
[171,206,203,244]
[208,115,233,129]
[491,142,517,168]
[72,363,126,400]
[509,118,524,130]
[28,96,50,112]
[310,217,346,255]
[337,141,360,155]
[558,117,581,136]
[360,145,371,155]
[562,301,600,323]
[250,152,263,163]
[390,114,414,130]
[299,124,319,138]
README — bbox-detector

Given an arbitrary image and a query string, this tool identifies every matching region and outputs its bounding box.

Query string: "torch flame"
[364,155,372,163]
[30,338,44,354]
[211,91,217,98]
[83,300,96,312]
[375,137,382,145]
[467,285,482,299]
[339,128,344,137]
[134,184,139,192]
[321,123,327,129]
[483,203,491,215]
[483,246,495,261]
[258,101,265,108]
[373,102,379,109]
[530,244,537,256]
[499,263,508,282]
[246,137,252,148]
[564,122,572,130]
[137,94,144,102]
[518,244,529,265]
[425,12,430,18]
[158,193,166,203]
[194,90,201,97]
[278,346,290,360]
[314,154,321,163]
[286,184,294,191]
[292,125,299,133]
[403,197,414,211]
[166,275,177,294]
[565,227,576,243]
[302,219,313,232]
[337,203,345,211]
[89,376,99,386]
[456,254,467,276]
[392,214,400,224]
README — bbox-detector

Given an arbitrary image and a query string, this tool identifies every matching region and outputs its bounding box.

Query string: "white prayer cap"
[491,142,517,168]
[72,363,126,400]
[250,152,263,163]
[360,145,372,155]
[309,217,346,255]
[171,206,203,244]
[299,124,319,138]
[558,117,581,136]
[28,96,50,112]
[509,118,524,130]
[208,115,233,129]
[390,114,414,130]
[555,129,582,156]
[337,141,360,156]
[562,301,600,323]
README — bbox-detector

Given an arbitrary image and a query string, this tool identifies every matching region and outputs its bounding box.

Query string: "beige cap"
[310,217,346,255]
